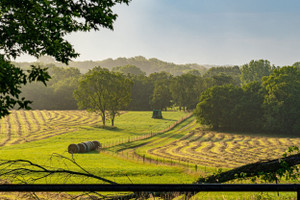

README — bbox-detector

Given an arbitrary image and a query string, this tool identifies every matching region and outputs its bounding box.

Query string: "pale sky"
[16,0,300,66]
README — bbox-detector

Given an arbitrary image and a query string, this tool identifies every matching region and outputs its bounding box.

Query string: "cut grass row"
[108,116,300,169]
[0,111,194,184]
[0,110,299,199]
[144,128,300,168]
[0,110,101,146]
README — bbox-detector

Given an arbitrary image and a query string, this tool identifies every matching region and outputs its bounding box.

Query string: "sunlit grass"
[0,111,194,184]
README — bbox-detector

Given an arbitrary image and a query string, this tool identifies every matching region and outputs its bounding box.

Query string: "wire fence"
[101,113,193,149]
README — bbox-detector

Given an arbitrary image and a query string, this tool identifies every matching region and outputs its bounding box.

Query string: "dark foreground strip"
[0,184,300,192]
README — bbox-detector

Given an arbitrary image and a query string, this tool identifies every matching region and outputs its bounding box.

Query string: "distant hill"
[13,56,208,76]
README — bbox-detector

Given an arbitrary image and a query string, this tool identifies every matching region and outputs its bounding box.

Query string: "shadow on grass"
[77,150,101,154]
[80,125,124,132]
[93,125,121,131]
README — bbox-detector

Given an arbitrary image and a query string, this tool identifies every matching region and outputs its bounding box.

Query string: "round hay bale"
[92,141,101,149]
[68,144,79,154]
[83,142,89,152]
[84,141,95,152]
[78,143,88,153]
[89,141,96,151]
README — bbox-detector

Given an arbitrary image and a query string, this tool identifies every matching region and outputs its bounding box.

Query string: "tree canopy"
[112,65,146,76]
[73,67,132,126]
[240,59,274,85]
[0,0,130,63]
[0,0,130,118]
[0,56,50,117]
[21,66,81,110]
[262,66,300,134]
[195,65,300,135]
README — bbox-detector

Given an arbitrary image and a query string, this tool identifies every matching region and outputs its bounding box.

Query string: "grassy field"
[108,116,300,171]
[1,110,300,199]
[0,110,195,185]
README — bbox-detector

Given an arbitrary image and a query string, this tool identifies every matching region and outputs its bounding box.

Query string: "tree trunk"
[111,115,115,126]
[101,112,106,126]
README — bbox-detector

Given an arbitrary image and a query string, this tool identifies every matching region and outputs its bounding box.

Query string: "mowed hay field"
[110,116,300,170]
[0,110,194,184]
[0,110,100,146]
[130,125,300,169]
[1,110,300,199]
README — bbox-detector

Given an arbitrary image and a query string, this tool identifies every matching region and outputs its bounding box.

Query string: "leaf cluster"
[195,65,300,135]
[0,56,50,117]
[0,0,130,64]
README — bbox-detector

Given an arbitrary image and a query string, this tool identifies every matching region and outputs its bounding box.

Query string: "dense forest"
[195,61,300,135]
[17,58,300,135]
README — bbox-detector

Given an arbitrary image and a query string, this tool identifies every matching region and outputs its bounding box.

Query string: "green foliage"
[149,72,173,110]
[183,69,202,76]
[0,56,50,118]
[151,81,172,110]
[0,111,192,184]
[194,82,265,131]
[127,75,153,111]
[240,59,274,85]
[170,73,205,110]
[262,66,300,134]
[210,73,236,86]
[0,0,130,64]
[237,82,265,131]
[204,65,241,86]
[239,146,300,184]
[74,67,133,126]
[293,61,300,69]
[196,65,300,134]
[194,84,243,130]
[21,66,81,110]
[32,56,207,75]
[0,0,130,118]
[112,65,146,76]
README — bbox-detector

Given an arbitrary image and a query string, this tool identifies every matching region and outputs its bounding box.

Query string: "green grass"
[189,191,297,200]
[1,110,300,199]
[0,111,195,184]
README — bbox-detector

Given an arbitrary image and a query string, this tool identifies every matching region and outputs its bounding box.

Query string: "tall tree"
[240,59,274,85]
[236,82,265,131]
[170,73,204,110]
[151,80,172,111]
[127,75,153,111]
[210,74,235,86]
[0,0,130,118]
[149,72,173,110]
[73,67,132,126]
[293,62,300,70]
[204,66,241,86]
[262,66,300,134]
[194,84,243,130]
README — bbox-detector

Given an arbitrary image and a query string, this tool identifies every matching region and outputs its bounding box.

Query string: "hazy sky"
[17,0,300,66]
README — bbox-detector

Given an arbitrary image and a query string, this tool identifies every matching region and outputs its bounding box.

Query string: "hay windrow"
[0,110,107,147]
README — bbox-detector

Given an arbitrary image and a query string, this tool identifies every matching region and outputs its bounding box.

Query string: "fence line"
[102,113,193,149]
[99,113,200,173]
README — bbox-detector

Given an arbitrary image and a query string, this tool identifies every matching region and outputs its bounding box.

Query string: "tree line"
[19,59,300,132]
[195,60,300,135]
[20,64,239,111]
[14,55,207,75]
